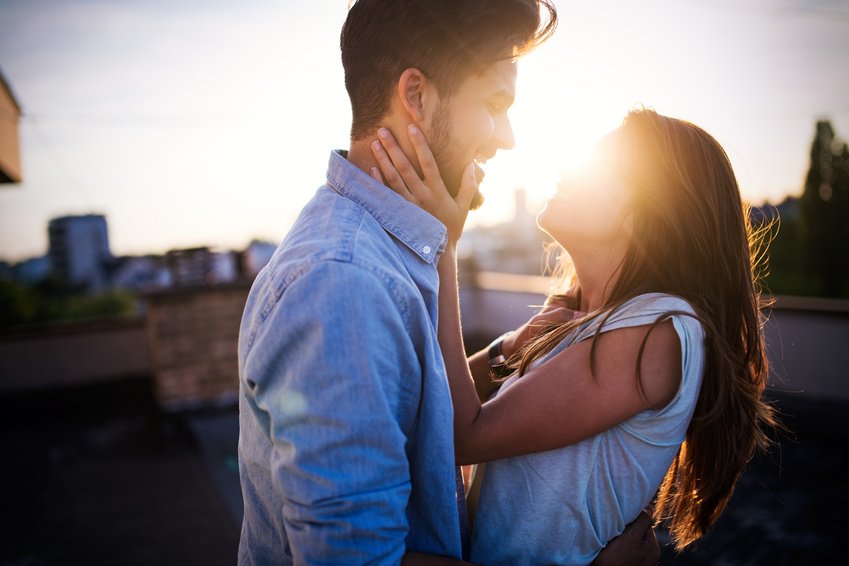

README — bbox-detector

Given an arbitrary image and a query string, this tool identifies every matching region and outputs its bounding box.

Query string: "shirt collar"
[325,150,447,264]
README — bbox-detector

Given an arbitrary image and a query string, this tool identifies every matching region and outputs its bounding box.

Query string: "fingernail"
[378,128,389,139]
[370,167,379,178]
[408,124,418,135]
[372,140,382,152]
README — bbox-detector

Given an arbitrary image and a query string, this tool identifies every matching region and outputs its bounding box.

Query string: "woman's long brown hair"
[513,108,778,549]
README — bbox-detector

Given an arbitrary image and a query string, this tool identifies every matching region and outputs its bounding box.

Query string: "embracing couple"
[236,1,775,564]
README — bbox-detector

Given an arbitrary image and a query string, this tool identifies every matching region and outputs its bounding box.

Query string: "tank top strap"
[576,293,699,339]
[535,293,700,367]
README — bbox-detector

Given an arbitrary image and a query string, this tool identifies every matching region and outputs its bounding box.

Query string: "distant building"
[107,255,170,292]
[0,68,22,185]
[165,247,238,288]
[242,240,277,277]
[511,188,537,233]
[166,248,214,287]
[775,196,800,222]
[212,250,239,283]
[48,214,112,293]
[13,255,51,284]
[750,196,800,224]
[0,256,51,285]
[459,188,551,276]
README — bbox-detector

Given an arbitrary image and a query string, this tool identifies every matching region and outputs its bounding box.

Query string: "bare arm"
[468,297,579,400]
[468,348,499,401]
[402,553,475,565]
[371,125,680,464]
[440,244,680,464]
[374,125,663,566]
[592,509,660,566]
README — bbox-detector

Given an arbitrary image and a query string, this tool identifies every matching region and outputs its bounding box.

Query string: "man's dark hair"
[341,0,557,139]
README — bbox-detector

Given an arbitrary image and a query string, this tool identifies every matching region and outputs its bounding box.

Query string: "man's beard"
[429,102,485,211]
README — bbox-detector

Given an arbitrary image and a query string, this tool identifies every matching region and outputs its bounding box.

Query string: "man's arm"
[399,514,660,565]
[243,260,420,563]
[593,510,660,566]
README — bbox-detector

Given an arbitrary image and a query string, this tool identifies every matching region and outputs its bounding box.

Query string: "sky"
[0,0,848,261]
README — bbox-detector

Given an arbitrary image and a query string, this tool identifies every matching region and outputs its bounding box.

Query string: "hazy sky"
[1,0,848,261]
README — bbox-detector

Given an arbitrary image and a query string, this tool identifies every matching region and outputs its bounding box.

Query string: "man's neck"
[347,137,381,178]
[345,123,424,181]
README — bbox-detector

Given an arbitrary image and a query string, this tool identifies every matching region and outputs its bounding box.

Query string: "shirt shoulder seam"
[244,254,412,355]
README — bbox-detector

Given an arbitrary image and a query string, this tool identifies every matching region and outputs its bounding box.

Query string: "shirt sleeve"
[242,259,421,564]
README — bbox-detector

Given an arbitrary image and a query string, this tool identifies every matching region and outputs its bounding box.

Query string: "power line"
[25,113,98,208]
[21,111,278,129]
[706,0,849,22]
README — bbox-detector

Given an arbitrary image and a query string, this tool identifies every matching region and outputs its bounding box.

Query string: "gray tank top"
[470,293,705,565]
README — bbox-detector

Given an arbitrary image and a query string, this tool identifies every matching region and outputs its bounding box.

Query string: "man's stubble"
[429,101,485,211]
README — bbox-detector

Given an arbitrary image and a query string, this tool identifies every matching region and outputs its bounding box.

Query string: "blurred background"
[0,1,847,564]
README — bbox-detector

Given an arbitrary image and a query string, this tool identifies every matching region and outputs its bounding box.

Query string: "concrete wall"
[0,283,251,409]
[459,271,550,337]
[0,319,150,393]
[1,274,845,408]
[144,283,250,411]
[460,273,849,403]
[763,304,849,401]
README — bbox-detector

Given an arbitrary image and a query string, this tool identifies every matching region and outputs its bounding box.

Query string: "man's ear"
[396,68,438,124]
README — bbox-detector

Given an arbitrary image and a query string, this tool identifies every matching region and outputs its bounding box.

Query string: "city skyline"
[1,0,848,261]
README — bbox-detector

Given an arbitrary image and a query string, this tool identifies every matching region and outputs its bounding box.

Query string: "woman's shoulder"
[610,294,707,439]
[619,292,698,315]
[590,293,703,338]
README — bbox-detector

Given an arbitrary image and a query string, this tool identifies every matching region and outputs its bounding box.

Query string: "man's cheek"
[477,113,497,146]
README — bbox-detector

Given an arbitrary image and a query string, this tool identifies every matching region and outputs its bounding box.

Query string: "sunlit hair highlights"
[341,0,557,139]
[515,108,778,550]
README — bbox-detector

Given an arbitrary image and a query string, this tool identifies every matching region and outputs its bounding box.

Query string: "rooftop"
[1,377,845,565]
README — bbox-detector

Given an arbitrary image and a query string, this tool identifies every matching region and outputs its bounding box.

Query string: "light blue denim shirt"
[237,151,464,564]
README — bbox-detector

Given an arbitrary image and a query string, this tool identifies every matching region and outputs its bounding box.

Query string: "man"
[238,1,658,563]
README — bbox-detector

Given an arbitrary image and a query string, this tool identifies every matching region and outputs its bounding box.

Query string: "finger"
[456,162,478,210]
[555,307,577,321]
[544,295,571,309]
[531,308,571,326]
[371,139,415,202]
[616,510,652,545]
[538,305,569,317]
[369,167,384,184]
[529,307,562,324]
[406,124,442,186]
[377,128,426,195]
[631,510,654,539]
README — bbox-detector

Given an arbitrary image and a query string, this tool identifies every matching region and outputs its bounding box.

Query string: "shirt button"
[422,245,432,255]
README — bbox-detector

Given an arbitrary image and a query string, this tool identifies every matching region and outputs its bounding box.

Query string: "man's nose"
[494,114,515,151]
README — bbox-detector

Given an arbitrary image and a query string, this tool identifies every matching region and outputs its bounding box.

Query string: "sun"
[470,67,622,227]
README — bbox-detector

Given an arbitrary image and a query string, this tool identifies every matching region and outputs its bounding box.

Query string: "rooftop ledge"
[468,271,849,314]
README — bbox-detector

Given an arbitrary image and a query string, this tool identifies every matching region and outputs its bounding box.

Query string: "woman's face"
[537,129,634,252]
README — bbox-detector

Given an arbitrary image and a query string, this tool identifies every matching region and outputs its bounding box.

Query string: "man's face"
[427,59,518,209]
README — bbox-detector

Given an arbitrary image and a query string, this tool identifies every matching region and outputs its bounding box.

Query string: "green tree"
[0,280,39,327]
[758,199,812,297]
[799,120,849,298]
[0,278,138,330]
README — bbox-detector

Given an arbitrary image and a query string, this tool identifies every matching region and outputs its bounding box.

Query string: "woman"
[370,108,776,564]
